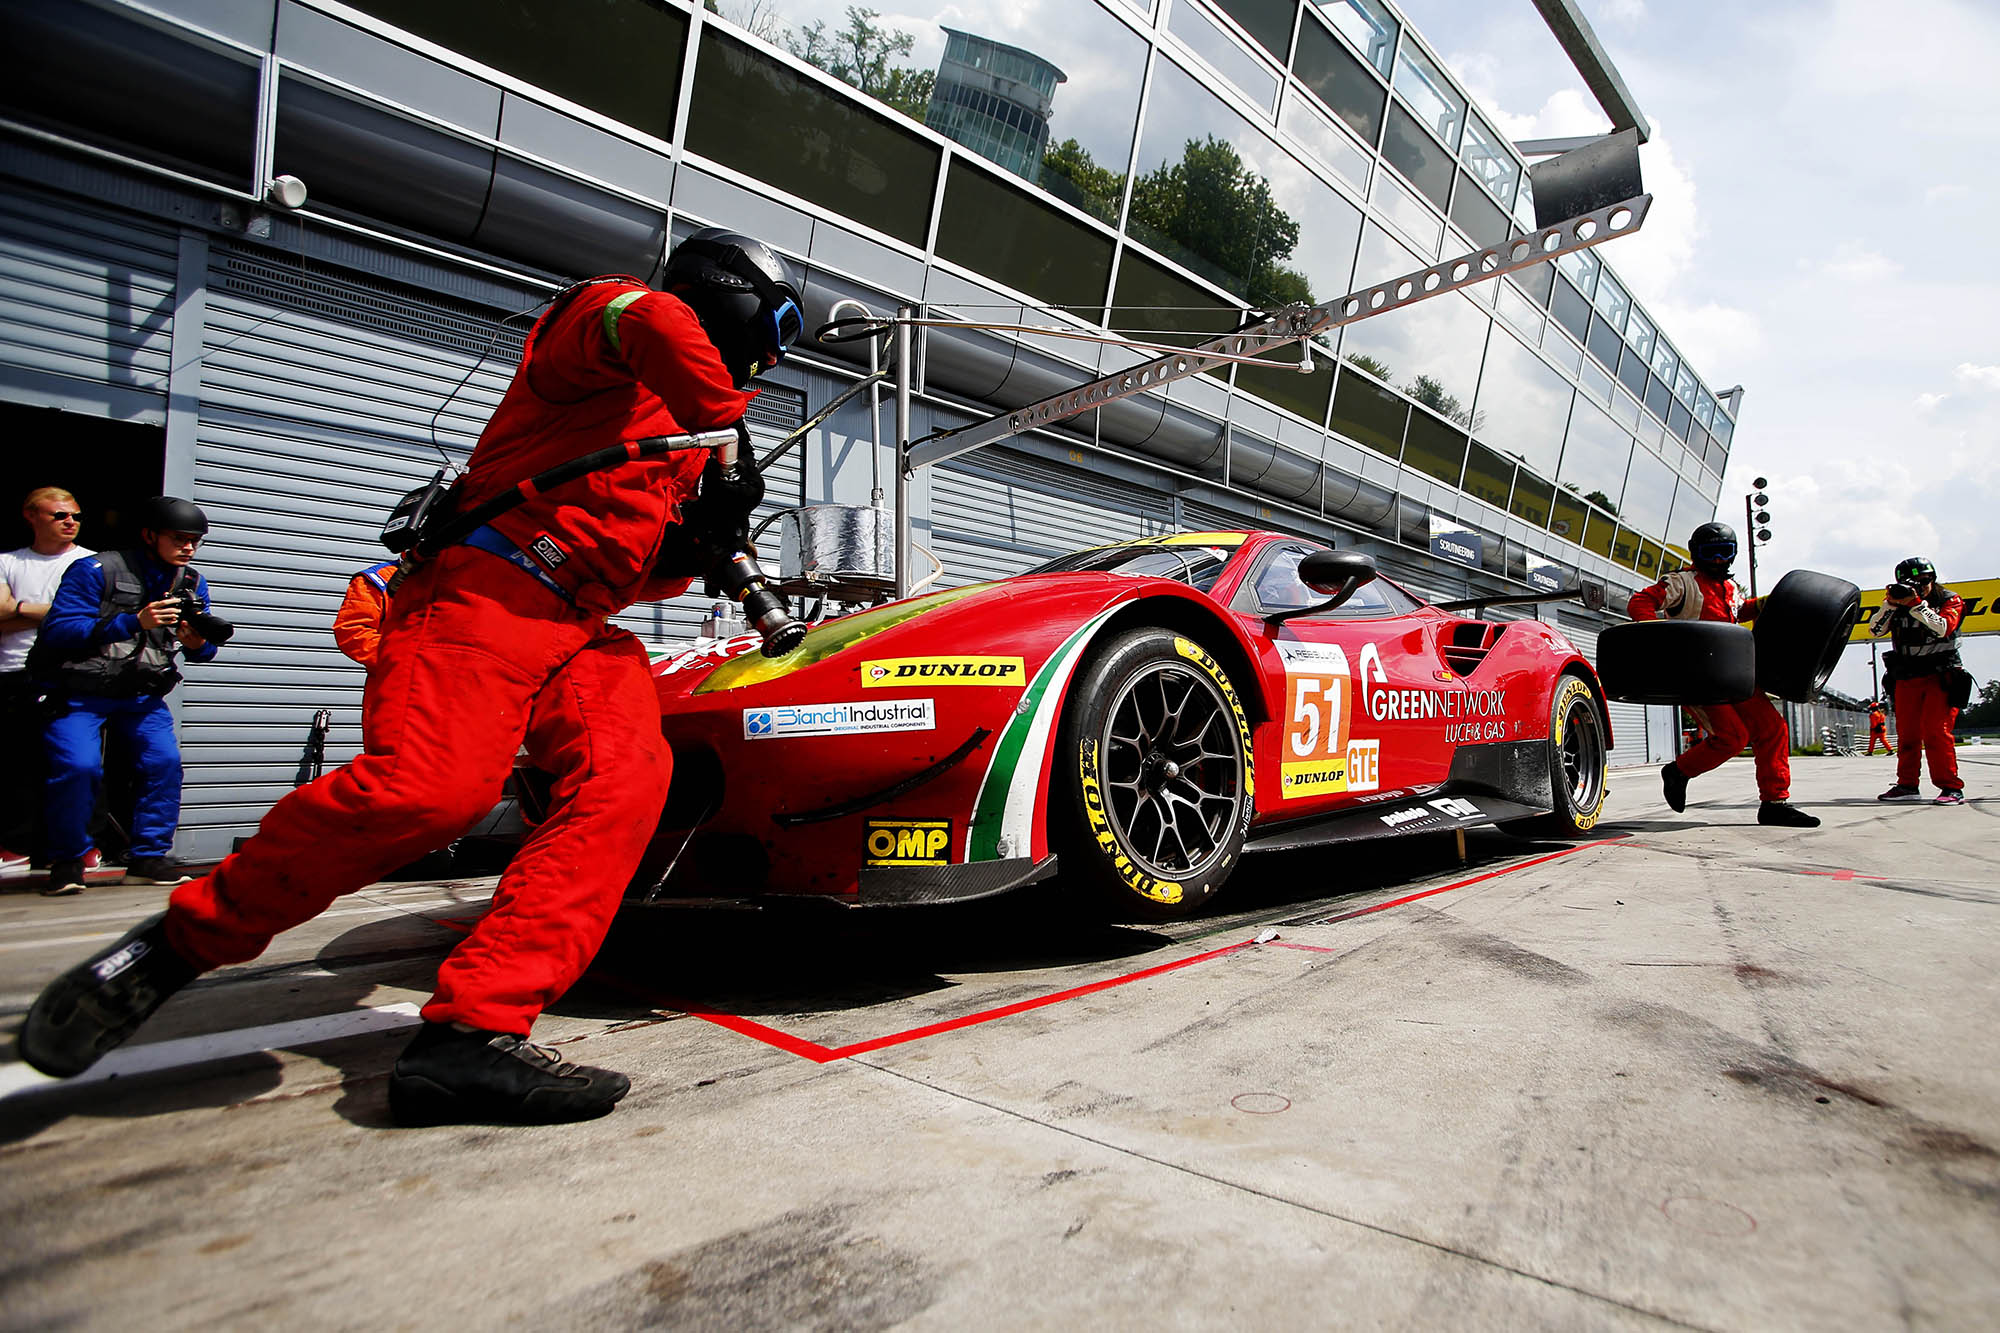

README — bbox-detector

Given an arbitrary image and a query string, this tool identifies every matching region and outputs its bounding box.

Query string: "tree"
[1041,138,1124,223]
[1959,678,2000,729]
[1404,373,1483,432]
[785,7,932,123]
[1344,352,1394,381]
[1128,136,1314,309]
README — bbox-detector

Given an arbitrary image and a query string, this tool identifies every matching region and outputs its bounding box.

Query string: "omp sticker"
[864,819,951,866]
[1080,739,1183,905]
[861,656,1024,687]
[1345,739,1380,792]
[1277,639,1350,800]
[742,699,935,739]
[1173,636,1255,827]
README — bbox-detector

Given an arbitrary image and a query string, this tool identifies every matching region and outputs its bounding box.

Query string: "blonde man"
[0,487,93,874]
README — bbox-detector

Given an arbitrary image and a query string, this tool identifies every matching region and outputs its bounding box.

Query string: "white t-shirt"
[0,545,94,673]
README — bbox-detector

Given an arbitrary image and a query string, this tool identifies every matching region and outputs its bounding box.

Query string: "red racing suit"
[1628,568,1791,803]
[332,560,398,669]
[166,280,751,1034]
[1867,706,1889,755]
[1870,588,1966,793]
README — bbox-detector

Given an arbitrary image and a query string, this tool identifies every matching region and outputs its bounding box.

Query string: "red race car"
[636,531,1610,918]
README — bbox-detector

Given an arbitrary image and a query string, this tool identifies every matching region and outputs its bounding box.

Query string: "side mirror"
[1271,550,1378,623]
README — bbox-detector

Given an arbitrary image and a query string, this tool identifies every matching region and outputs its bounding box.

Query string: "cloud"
[1809,241,1901,282]
[1914,392,1949,411]
[1597,0,1647,26]
[1925,183,1971,206]
[1954,362,2000,391]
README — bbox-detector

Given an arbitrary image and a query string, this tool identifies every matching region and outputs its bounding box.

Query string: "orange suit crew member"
[1870,556,1967,805]
[1628,521,1819,828]
[1867,702,1890,756]
[22,229,807,1126]
[332,559,398,669]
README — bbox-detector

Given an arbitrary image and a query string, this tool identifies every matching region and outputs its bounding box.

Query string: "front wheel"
[1507,672,1608,838]
[1057,628,1253,917]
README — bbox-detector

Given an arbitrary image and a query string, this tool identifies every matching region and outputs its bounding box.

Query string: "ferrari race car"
[634,531,1612,918]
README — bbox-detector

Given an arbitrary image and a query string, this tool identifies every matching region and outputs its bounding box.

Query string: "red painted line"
[1312,837,1626,925]
[1264,939,1337,953]
[1798,868,1867,881]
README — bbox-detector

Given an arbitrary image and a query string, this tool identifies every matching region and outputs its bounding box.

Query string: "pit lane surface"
[3,752,1997,1330]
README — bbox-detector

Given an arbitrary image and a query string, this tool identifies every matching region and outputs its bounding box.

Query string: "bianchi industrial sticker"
[742,699,935,739]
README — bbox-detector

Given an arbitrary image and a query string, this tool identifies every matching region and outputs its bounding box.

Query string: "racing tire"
[1595,620,1755,704]
[1056,627,1253,919]
[1505,671,1609,838]
[1753,569,1861,702]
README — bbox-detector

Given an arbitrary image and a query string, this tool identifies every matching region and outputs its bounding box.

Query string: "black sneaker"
[1877,784,1923,802]
[388,1022,631,1127]
[41,858,86,897]
[1758,801,1821,828]
[123,857,192,886]
[1661,762,1689,813]
[18,912,199,1078]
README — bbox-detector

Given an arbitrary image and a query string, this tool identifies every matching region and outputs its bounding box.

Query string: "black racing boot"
[18,912,198,1078]
[1758,801,1821,828]
[1661,762,1689,813]
[41,858,86,897]
[123,857,192,886]
[388,1022,631,1127]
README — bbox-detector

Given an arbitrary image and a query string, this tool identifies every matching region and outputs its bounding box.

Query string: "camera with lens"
[1886,581,1914,602]
[174,587,236,645]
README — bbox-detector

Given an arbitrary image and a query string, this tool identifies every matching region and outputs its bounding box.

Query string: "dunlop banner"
[1847,576,2000,642]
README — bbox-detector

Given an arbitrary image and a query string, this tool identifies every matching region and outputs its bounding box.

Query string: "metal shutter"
[0,190,176,418]
[929,448,1173,586]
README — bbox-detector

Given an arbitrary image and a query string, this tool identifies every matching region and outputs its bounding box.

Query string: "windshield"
[1026,544,1236,592]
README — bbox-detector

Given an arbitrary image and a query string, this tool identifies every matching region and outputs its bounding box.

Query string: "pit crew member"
[1869,556,1967,805]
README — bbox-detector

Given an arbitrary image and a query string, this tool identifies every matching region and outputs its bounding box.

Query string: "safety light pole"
[1743,475,1771,600]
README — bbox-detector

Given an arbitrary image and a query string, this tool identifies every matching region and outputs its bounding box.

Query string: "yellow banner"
[1848,576,2000,642]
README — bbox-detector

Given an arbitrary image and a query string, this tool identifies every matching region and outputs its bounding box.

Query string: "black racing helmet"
[1894,555,1937,586]
[1688,520,1737,577]
[662,228,804,387]
[138,495,209,536]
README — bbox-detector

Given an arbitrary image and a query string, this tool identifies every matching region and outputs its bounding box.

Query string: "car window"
[1236,544,1420,618]
[1025,544,1235,592]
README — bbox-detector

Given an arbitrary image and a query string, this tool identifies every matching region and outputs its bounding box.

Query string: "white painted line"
[0,895,495,953]
[0,1002,424,1101]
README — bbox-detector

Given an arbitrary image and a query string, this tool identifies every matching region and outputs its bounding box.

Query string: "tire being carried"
[1596,619,1755,704]
[1057,627,1253,918]
[1506,671,1609,838]
[1753,569,1861,702]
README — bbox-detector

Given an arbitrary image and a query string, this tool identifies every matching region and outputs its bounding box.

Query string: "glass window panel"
[1237,340,1335,421]
[1380,101,1454,211]
[1510,469,1553,527]
[348,0,685,141]
[1579,351,1616,407]
[1558,395,1631,518]
[1403,410,1467,486]
[1541,323,1583,375]
[1556,245,1599,300]
[1585,313,1624,375]
[1694,386,1716,429]
[1696,462,1722,501]
[1311,0,1396,76]
[1463,443,1513,510]
[1619,445,1675,537]
[1673,362,1699,407]
[1170,0,1279,111]
[1371,167,1443,255]
[1581,508,1619,559]
[1635,537,1664,580]
[1549,274,1592,343]
[1667,398,1693,442]
[937,158,1114,308]
[1512,171,1536,231]
[1213,0,1299,62]
[1616,341,1649,397]
[1331,365,1409,456]
[1703,429,1729,473]
[1130,58,1360,306]
[1280,89,1369,191]
[1711,410,1734,449]
[1494,279,1544,343]
[1648,337,1678,384]
[1549,487,1588,543]
[1473,327,1571,478]
[1668,479,1715,544]
[724,0,1147,226]
[1515,259,1555,309]
[1610,525,1641,569]
[1458,113,1519,209]
[1449,168,1512,250]
[1591,269,1629,333]
[1610,387,1643,430]
[1623,303,1655,360]
[1341,225,1489,423]
[1110,247,1237,349]
[1644,371,1673,421]
[1391,42,1463,149]
[1292,10,1384,145]
[688,29,937,245]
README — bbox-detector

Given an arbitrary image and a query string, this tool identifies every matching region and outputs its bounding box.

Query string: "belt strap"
[462,526,574,605]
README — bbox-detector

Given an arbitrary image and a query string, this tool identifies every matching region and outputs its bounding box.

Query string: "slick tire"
[1753,569,1862,702]
[1595,620,1755,705]
[1504,672,1609,839]
[1056,628,1252,919]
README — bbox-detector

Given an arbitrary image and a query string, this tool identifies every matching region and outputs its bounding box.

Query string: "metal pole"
[1871,641,1879,703]
[895,303,914,600]
[826,299,885,507]
[1743,491,1758,600]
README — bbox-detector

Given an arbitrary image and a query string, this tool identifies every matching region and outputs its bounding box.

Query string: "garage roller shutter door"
[930,448,1173,587]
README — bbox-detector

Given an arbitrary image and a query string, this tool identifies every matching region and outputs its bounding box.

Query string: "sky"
[1389,0,2000,703]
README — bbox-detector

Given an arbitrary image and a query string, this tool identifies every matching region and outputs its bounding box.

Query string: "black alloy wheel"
[1507,671,1609,838]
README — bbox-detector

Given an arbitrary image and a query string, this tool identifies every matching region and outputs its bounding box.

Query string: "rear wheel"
[1058,628,1252,918]
[1508,672,1608,838]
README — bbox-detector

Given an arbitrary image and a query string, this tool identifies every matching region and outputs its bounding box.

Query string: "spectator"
[1628,522,1819,827]
[0,487,94,875]
[1870,557,1968,805]
[28,496,221,894]
[1867,700,1890,756]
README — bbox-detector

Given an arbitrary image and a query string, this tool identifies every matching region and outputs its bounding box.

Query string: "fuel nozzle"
[716,548,806,657]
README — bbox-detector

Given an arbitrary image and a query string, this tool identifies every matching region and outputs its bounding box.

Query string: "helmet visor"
[1692,535,1736,567]
[759,296,804,366]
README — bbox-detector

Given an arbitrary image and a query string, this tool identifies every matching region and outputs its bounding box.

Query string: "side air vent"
[1441,620,1500,676]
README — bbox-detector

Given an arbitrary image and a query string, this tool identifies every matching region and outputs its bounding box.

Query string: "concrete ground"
[1,749,1995,1331]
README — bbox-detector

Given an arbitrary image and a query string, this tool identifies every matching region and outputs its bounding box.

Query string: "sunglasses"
[44,510,80,521]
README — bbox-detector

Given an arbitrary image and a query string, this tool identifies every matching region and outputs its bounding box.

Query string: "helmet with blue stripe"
[663,228,804,388]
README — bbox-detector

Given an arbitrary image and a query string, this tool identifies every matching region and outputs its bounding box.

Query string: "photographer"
[1870,557,1968,805]
[28,497,224,894]
[22,229,801,1127]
